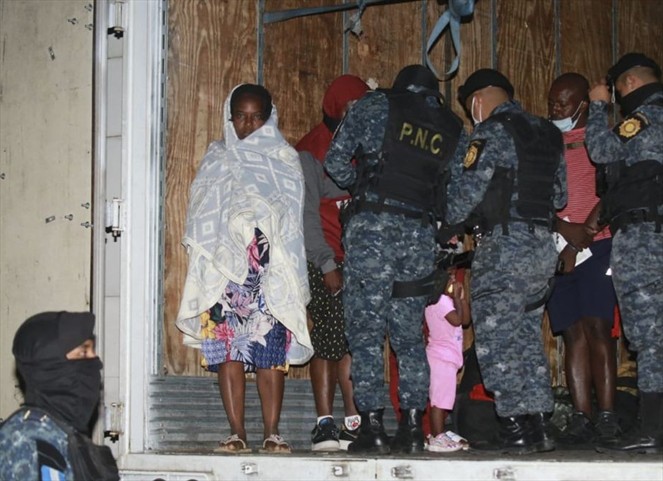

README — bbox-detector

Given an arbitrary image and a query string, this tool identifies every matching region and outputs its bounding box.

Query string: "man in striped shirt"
[546,73,621,447]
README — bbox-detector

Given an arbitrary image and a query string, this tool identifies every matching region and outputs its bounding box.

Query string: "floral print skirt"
[200,229,290,373]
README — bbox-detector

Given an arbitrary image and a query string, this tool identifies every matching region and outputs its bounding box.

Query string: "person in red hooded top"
[296,74,369,451]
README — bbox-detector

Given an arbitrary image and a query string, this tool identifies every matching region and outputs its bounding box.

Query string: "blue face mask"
[551,101,584,132]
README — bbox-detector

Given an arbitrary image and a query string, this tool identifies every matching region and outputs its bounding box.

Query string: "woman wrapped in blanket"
[176,84,313,454]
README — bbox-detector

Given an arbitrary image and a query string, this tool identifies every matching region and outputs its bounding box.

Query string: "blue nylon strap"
[426,0,475,78]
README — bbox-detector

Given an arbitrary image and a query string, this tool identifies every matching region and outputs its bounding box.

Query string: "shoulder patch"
[613,112,650,143]
[463,139,486,170]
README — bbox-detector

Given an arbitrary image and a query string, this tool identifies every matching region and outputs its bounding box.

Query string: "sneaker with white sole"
[311,417,340,451]
[444,430,469,450]
[426,433,463,453]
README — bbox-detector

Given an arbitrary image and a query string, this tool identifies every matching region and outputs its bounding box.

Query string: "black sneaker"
[594,410,622,444]
[339,425,359,451]
[311,417,340,451]
[559,412,595,445]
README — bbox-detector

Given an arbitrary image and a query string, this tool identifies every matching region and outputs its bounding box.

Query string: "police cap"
[458,68,514,106]
[607,52,662,82]
[392,65,439,92]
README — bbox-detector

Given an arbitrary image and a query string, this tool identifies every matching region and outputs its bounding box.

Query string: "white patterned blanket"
[176,86,312,365]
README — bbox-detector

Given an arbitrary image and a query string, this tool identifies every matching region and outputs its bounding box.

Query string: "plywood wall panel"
[164,0,258,376]
[262,0,344,145]
[617,0,663,66]
[163,1,662,380]
[496,0,556,116]
[559,0,613,84]
[347,2,425,89]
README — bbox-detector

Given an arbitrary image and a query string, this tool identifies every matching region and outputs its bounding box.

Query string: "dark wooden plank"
[496,0,556,117]
[347,1,425,90]
[262,0,344,146]
[559,0,613,84]
[617,0,663,67]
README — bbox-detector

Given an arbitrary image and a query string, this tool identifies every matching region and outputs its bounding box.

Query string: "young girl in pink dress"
[425,273,471,452]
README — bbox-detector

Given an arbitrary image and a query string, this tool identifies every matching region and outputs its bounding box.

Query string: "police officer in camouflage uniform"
[324,65,467,454]
[584,52,663,455]
[447,69,567,454]
[0,312,118,480]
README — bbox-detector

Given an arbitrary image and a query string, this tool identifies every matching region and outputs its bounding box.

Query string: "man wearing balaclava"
[325,65,468,454]
[0,311,119,480]
[585,52,663,455]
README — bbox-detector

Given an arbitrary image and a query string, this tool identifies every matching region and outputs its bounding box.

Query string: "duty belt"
[359,200,435,227]
[610,208,662,235]
[471,218,552,240]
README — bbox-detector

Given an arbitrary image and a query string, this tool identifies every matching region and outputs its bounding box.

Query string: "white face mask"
[471,96,482,125]
[551,101,584,132]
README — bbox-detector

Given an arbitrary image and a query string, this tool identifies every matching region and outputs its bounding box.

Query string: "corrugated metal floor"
[148,375,398,452]
[139,377,661,480]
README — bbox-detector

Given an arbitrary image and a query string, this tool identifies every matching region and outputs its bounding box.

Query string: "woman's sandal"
[214,434,252,454]
[258,434,292,454]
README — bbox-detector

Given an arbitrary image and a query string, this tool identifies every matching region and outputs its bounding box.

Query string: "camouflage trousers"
[611,223,663,392]
[342,211,435,411]
[471,224,557,417]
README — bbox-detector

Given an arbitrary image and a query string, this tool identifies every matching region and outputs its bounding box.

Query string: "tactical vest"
[597,98,663,233]
[466,111,563,234]
[351,91,462,222]
[601,160,663,233]
[596,98,663,197]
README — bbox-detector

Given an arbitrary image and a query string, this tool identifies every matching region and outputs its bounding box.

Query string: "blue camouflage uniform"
[325,91,468,412]
[0,407,73,481]
[585,89,663,393]
[447,100,567,417]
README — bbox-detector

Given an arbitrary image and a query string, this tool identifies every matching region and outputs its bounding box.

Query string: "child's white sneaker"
[425,432,463,453]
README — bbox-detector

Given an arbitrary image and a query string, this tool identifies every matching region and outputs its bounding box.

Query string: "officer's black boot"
[596,391,663,454]
[390,408,425,454]
[529,412,556,452]
[348,409,390,454]
[496,415,535,454]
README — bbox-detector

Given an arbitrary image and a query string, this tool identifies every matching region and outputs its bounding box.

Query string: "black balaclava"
[619,82,663,116]
[13,311,102,434]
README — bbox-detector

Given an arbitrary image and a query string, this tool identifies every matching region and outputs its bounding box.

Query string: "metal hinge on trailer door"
[105,197,125,241]
[107,0,127,38]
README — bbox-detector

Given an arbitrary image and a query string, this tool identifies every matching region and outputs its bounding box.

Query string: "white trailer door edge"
[93,0,165,459]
